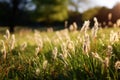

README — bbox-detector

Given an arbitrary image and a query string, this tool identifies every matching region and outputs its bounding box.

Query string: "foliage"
[0,0,69,23]
[32,0,68,22]
[0,19,120,79]
[69,0,88,12]
[82,7,102,21]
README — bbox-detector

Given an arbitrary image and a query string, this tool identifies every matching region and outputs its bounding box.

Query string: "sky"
[78,0,120,12]
[0,0,120,12]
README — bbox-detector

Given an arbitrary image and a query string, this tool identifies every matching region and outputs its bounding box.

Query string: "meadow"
[0,18,120,80]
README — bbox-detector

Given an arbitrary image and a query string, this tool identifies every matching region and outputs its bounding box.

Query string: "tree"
[0,0,69,32]
[32,0,68,23]
[0,0,33,33]
[69,0,88,12]
[9,0,20,33]
[82,7,102,21]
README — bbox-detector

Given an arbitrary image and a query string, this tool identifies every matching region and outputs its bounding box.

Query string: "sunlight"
[95,0,120,8]
[78,0,120,13]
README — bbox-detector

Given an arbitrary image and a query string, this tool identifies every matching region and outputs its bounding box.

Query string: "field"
[0,20,120,80]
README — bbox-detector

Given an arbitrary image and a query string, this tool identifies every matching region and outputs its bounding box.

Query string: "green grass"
[0,26,120,80]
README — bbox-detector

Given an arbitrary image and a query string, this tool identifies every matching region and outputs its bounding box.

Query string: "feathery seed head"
[106,45,112,57]
[11,34,15,50]
[81,20,90,33]
[1,40,6,60]
[66,40,75,52]
[103,57,110,68]
[73,22,78,31]
[115,61,120,70]
[5,29,10,40]
[52,47,58,60]
[36,68,40,76]
[82,34,90,56]
[35,46,40,56]
[110,30,119,44]
[20,42,27,51]
[91,52,103,62]
[69,24,74,31]
[116,19,120,27]
[43,60,48,70]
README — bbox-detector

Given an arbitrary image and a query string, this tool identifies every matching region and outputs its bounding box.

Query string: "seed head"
[73,22,78,31]
[11,34,15,50]
[67,40,75,52]
[91,52,103,62]
[103,57,110,68]
[82,34,90,56]
[35,46,40,56]
[115,61,120,70]
[92,17,99,38]
[20,42,27,51]
[69,24,74,31]
[5,29,10,40]
[36,68,40,76]
[110,31,119,44]
[43,60,48,70]
[81,20,90,33]
[106,45,112,57]
[116,19,120,27]
[52,47,58,60]
[1,40,6,60]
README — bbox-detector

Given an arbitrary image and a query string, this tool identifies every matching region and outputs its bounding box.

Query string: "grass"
[0,24,120,80]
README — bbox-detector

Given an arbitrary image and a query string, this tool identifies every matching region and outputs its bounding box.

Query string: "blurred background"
[0,0,120,32]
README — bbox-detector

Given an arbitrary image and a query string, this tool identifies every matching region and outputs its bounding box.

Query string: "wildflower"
[69,24,74,31]
[36,68,40,76]
[106,45,112,57]
[4,29,10,40]
[20,42,27,51]
[103,57,110,68]
[73,22,78,31]
[66,40,74,51]
[52,47,58,60]
[108,13,112,20]
[10,34,15,50]
[82,34,90,56]
[115,61,120,70]
[91,52,103,62]
[47,27,53,32]
[116,19,120,27]
[35,46,40,56]
[110,30,119,44]
[1,40,6,60]
[81,20,90,33]
[58,53,68,65]
[91,17,99,39]
[43,60,48,70]
[61,43,68,59]
[94,17,99,27]
[58,53,64,60]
